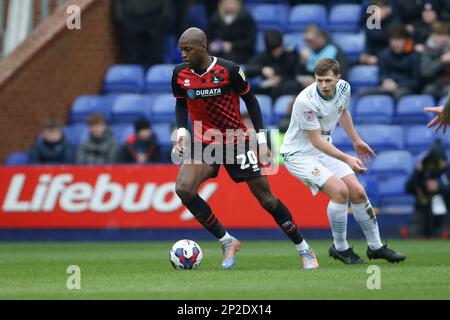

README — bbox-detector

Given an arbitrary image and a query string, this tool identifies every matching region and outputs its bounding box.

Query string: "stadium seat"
[328,4,362,32]
[331,32,365,61]
[395,95,435,124]
[357,174,379,206]
[145,64,175,93]
[150,94,176,124]
[70,95,112,124]
[5,152,29,165]
[405,125,437,155]
[249,4,289,31]
[348,65,379,91]
[288,4,327,32]
[332,125,354,152]
[152,122,174,150]
[103,65,145,94]
[240,95,273,125]
[187,4,208,30]
[370,150,414,179]
[111,123,134,145]
[354,95,394,124]
[357,125,404,152]
[111,94,153,123]
[439,94,448,106]
[378,175,415,214]
[273,95,294,124]
[63,123,89,146]
[255,31,266,53]
[283,32,305,52]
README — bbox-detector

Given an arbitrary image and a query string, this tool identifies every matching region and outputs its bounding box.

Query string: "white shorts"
[283,152,354,196]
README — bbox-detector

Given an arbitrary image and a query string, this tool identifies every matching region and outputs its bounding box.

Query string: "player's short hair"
[431,21,449,35]
[313,58,340,76]
[43,118,62,130]
[88,113,106,126]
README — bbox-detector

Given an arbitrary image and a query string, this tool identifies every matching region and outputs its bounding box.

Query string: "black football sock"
[182,195,226,239]
[268,200,304,245]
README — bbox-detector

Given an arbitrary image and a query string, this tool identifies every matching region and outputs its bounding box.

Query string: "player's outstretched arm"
[306,129,367,174]
[424,90,450,133]
[338,108,376,163]
[173,98,189,157]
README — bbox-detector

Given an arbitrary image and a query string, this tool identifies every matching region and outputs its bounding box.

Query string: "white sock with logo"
[327,201,350,251]
[295,239,310,252]
[351,201,383,250]
[219,232,233,244]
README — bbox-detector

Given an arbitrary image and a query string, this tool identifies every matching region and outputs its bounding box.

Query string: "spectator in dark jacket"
[207,0,256,64]
[121,118,161,163]
[76,114,119,165]
[360,0,402,65]
[420,21,450,98]
[408,1,440,52]
[29,118,74,165]
[406,140,450,238]
[245,30,301,99]
[364,25,421,99]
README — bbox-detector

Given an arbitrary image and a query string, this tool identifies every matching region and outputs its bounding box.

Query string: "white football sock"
[295,239,310,252]
[351,201,383,250]
[218,232,233,244]
[327,201,350,251]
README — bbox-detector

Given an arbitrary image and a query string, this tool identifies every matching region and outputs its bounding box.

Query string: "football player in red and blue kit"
[171,27,318,270]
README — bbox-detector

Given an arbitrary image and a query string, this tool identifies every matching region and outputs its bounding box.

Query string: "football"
[169,239,203,270]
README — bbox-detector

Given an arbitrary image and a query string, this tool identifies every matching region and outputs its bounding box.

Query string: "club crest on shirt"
[303,110,314,122]
[311,167,321,177]
[211,73,224,84]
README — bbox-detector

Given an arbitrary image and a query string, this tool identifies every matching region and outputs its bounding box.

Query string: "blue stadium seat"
[348,65,379,91]
[188,4,208,30]
[63,124,89,146]
[273,95,294,124]
[111,94,153,123]
[103,65,145,94]
[249,4,289,31]
[357,125,404,152]
[378,175,415,214]
[395,95,435,124]
[288,4,327,32]
[241,95,273,125]
[328,4,362,32]
[152,123,174,150]
[405,125,437,155]
[111,123,134,145]
[283,32,305,52]
[150,94,176,124]
[357,174,379,206]
[332,125,353,152]
[70,95,112,124]
[331,32,365,61]
[145,64,175,93]
[255,31,266,53]
[439,94,448,106]
[5,152,29,165]
[354,95,394,124]
[370,150,414,178]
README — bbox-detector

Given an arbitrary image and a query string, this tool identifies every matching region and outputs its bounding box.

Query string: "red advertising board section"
[0,165,329,229]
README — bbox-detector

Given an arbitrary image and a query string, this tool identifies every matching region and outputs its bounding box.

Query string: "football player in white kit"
[281,58,406,264]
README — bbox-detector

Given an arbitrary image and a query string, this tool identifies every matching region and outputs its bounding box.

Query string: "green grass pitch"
[0,240,449,299]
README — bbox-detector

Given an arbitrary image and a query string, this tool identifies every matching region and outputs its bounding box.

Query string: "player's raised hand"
[424,106,450,133]
[346,155,367,174]
[353,140,376,164]
[173,136,185,158]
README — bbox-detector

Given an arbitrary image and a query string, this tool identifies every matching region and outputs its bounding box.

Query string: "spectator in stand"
[113,0,171,68]
[120,118,161,164]
[406,140,450,238]
[363,25,420,99]
[408,1,440,52]
[300,24,349,79]
[360,0,401,65]
[420,22,450,99]
[207,0,256,64]
[76,114,119,165]
[245,30,301,99]
[28,118,74,165]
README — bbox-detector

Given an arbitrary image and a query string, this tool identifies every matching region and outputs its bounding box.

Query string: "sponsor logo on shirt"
[187,88,222,99]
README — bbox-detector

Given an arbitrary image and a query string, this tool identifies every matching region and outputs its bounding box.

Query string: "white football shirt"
[280,80,351,156]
